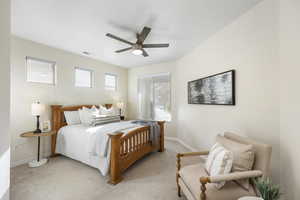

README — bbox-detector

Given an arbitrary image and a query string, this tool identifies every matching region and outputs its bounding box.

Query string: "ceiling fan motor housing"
[133,43,142,50]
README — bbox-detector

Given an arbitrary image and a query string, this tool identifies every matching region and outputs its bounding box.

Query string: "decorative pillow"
[216,135,255,191]
[90,105,99,115]
[64,111,81,125]
[78,107,95,126]
[91,115,121,126]
[99,105,118,116]
[205,143,234,189]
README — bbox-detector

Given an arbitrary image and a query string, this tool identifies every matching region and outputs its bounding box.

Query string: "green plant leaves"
[253,178,282,200]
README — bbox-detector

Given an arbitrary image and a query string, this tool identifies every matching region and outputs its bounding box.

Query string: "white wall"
[11,36,128,167]
[129,0,280,183]
[0,0,10,199]
[176,0,280,183]
[128,61,177,137]
[279,0,300,199]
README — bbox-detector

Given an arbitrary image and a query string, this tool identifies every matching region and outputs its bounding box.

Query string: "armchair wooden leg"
[176,154,182,197]
[200,182,207,200]
[176,172,181,197]
[200,177,209,200]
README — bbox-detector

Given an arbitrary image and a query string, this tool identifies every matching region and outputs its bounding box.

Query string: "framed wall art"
[188,70,235,105]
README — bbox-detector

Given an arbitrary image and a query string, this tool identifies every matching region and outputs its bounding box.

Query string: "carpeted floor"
[11,140,201,200]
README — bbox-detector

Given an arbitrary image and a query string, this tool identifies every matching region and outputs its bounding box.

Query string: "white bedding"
[56,121,142,176]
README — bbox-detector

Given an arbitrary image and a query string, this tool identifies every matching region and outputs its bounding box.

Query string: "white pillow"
[90,105,99,115]
[78,109,86,125]
[78,107,95,126]
[64,111,81,125]
[99,105,118,116]
[205,143,234,189]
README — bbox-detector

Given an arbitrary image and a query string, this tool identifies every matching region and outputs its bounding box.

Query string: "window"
[138,73,171,121]
[26,57,56,84]
[105,73,117,91]
[75,67,93,88]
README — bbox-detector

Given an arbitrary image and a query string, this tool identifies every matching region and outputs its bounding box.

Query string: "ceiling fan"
[106,26,169,57]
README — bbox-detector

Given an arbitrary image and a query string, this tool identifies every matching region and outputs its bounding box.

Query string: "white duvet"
[56,121,141,176]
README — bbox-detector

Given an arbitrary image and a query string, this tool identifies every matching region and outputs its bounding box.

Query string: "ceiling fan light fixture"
[132,49,143,56]
[106,26,169,57]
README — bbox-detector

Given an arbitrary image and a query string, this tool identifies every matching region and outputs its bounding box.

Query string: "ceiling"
[12,0,262,68]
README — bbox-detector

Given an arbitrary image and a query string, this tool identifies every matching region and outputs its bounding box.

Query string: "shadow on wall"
[280,145,294,200]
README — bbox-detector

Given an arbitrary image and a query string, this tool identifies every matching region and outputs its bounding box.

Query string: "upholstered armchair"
[176,132,272,200]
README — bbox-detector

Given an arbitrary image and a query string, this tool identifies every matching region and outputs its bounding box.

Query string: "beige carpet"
[11,141,200,200]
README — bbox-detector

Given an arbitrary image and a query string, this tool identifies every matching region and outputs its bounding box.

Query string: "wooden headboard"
[51,104,113,132]
[50,104,113,156]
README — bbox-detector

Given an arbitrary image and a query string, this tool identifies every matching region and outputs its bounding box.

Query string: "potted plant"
[253,178,282,200]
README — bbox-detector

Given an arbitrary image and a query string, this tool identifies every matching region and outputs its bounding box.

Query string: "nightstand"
[20,131,56,167]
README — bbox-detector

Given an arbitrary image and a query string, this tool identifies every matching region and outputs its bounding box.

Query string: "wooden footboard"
[109,121,165,184]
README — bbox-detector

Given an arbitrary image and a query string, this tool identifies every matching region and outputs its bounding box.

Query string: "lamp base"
[28,158,48,168]
[33,129,42,134]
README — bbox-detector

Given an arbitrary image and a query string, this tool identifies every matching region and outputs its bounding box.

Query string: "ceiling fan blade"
[106,33,133,45]
[143,43,169,48]
[142,49,149,57]
[137,27,151,44]
[115,47,132,53]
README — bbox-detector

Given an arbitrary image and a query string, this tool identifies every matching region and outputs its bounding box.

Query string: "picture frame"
[41,120,51,132]
[188,70,235,105]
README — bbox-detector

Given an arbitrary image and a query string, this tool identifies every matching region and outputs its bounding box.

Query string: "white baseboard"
[165,136,198,152]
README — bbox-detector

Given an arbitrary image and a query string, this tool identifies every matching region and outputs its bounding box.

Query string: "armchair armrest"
[199,170,263,200]
[177,151,209,158]
[200,170,263,184]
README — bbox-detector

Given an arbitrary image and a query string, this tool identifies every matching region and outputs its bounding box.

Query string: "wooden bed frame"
[50,104,165,184]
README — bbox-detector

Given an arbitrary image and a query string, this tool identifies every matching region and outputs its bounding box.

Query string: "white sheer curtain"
[138,73,171,121]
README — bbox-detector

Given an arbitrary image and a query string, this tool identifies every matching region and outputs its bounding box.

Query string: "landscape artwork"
[188,70,235,105]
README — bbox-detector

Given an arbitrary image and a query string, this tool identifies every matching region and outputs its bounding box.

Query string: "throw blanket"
[131,120,161,146]
[87,120,160,175]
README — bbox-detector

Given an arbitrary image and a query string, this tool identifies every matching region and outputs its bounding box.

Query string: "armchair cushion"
[216,135,255,190]
[224,132,272,178]
[179,163,256,200]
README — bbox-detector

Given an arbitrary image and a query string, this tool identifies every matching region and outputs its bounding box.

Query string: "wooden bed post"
[108,132,124,185]
[51,105,62,156]
[158,121,165,152]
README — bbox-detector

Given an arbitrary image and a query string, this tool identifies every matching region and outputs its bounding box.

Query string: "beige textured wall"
[279,0,300,199]
[10,36,128,166]
[128,61,177,137]
[129,0,280,183]
[0,0,10,199]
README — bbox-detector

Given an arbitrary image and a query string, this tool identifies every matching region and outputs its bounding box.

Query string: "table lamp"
[32,101,44,133]
[116,102,124,115]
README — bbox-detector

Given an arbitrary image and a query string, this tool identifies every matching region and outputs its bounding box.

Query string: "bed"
[51,104,165,185]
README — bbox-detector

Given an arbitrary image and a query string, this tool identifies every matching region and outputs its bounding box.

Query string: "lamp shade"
[116,102,124,109]
[31,102,44,116]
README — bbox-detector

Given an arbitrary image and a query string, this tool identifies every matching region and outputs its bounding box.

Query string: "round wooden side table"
[20,131,56,167]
